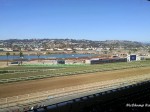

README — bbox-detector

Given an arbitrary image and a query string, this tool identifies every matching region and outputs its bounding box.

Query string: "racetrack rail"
[1,73,150,112]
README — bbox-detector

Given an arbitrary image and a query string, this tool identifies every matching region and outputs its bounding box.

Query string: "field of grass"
[0,60,150,83]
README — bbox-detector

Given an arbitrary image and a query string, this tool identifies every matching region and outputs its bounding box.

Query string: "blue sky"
[0,0,150,41]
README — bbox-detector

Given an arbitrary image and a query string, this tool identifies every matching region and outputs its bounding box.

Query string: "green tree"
[46,51,51,55]
[132,49,138,53]
[13,53,16,60]
[72,48,76,53]
[148,48,150,53]
[109,47,113,53]
[128,50,131,54]
[19,51,23,65]
[6,52,10,66]
[37,52,41,62]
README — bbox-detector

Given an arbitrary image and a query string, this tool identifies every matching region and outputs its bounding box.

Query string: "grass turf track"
[0,61,150,81]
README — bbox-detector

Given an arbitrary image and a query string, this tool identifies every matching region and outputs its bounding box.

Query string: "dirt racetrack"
[0,67,150,98]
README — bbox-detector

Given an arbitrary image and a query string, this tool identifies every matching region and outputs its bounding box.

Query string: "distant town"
[0,39,150,56]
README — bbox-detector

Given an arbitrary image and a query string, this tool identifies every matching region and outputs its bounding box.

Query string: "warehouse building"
[85,58,127,64]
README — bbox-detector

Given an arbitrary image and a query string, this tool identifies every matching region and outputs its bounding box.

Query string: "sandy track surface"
[0,67,150,98]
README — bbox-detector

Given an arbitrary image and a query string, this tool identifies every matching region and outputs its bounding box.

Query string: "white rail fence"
[1,73,150,109]
[0,69,55,76]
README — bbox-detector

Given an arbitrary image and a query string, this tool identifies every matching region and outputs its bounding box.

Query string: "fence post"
[17,96,18,101]
[6,98,7,103]
[28,94,29,103]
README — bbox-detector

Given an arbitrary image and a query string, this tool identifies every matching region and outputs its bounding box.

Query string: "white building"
[127,54,141,62]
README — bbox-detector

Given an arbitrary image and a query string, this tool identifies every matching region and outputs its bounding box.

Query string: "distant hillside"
[0,39,149,49]
[97,40,144,48]
[69,39,145,48]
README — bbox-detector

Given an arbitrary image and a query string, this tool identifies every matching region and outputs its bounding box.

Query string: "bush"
[0,70,9,74]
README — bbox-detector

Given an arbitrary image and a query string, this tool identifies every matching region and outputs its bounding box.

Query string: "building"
[85,58,127,64]
[127,54,141,62]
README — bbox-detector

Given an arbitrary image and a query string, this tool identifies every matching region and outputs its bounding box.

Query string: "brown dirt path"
[0,67,150,98]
